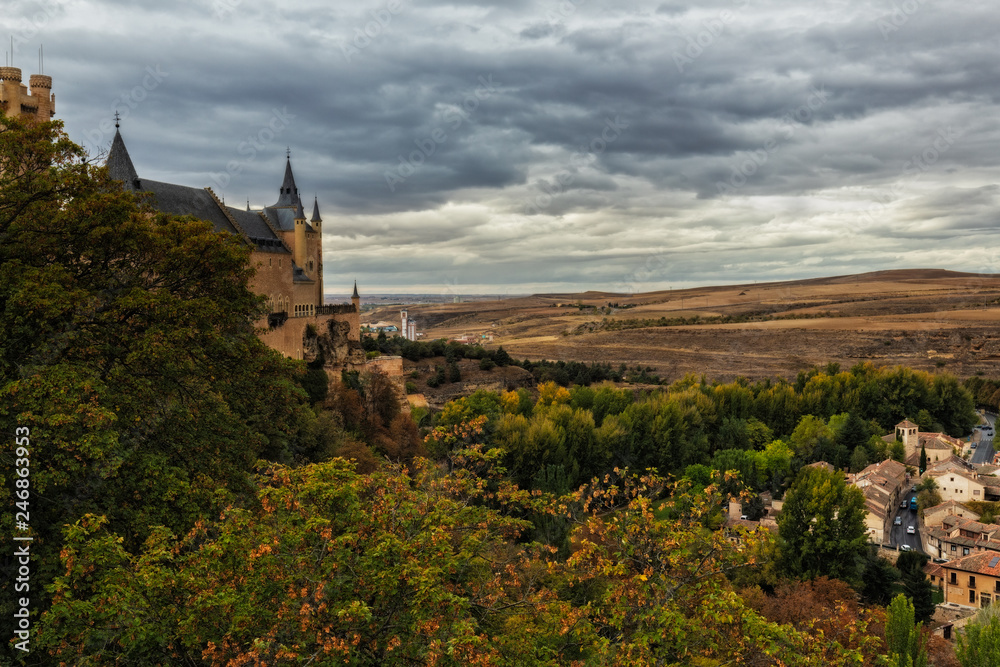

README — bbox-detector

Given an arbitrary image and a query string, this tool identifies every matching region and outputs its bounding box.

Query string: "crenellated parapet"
[0,67,23,82]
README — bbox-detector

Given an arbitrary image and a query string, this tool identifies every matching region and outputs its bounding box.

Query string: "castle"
[105,126,371,369]
[1,68,392,379]
[0,66,55,120]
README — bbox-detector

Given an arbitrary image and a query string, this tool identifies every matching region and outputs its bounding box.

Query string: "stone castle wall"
[0,69,55,121]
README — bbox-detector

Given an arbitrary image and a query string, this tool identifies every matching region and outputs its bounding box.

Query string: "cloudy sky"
[7,0,1000,295]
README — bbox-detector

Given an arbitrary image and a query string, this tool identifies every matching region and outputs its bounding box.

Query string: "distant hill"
[362,269,1000,382]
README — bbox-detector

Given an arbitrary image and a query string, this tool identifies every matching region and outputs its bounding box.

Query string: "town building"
[883,419,963,468]
[938,551,1000,608]
[924,467,1000,504]
[923,500,980,529]
[925,512,1000,561]
[848,458,908,543]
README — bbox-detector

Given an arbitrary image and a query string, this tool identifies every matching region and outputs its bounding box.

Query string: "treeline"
[574,309,841,333]
[363,331,664,386]
[426,362,977,493]
[965,375,1000,411]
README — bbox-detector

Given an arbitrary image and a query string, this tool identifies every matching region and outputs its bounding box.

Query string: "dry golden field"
[364,269,1000,383]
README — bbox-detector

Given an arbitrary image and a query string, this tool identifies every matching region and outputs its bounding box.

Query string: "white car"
[907,525,916,535]
[894,516,902,526]
[900,545,913,552]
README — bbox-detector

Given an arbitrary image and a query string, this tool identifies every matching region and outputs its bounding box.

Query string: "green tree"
[0,114,314,653]
[789,414,834,463]
[850,445,870,473]
[919,444,927,474]
[859,545,900,606]
[956,604,1000,667]
[916,476,943,514]
[777,465,869,582]
[885,593,928,667]
[897,551,935,624]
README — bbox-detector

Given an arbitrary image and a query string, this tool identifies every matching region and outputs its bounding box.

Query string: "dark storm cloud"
[14,0,1000,292]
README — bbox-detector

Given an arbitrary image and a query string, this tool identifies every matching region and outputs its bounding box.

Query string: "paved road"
[888,501,924,551]
[971,412,996,465]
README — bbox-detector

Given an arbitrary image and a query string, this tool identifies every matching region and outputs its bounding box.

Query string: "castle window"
[269,258,272,267]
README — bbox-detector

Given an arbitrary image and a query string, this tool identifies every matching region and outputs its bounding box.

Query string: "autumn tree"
[777,465,869,582]
[0,114,314,658]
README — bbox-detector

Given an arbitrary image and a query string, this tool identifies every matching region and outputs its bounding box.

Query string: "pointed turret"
[293,196,307,268]
[272,156,300,208]
[107,127,140,190]
[311,197,322,223]
[352,281,360,312]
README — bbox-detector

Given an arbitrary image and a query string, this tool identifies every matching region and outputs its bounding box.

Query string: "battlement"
[0,68,55,121]
[0,67,22,82]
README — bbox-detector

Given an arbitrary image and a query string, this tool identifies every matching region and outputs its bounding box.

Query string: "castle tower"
[293,197,307,269]
[312,197,324,304]
[352,280,360,312]
[0,67,55,121]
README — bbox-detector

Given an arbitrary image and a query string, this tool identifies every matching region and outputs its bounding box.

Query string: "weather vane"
[114,111,121,128]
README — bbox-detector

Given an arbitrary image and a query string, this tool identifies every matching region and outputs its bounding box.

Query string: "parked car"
[900,545,913,552]
[907,525,916,535]
[894,516,902,526]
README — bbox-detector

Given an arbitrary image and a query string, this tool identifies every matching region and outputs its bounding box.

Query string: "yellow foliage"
[536,381,571,408]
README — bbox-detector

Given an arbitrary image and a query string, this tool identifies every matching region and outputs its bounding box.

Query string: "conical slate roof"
[311,197,322,223]
[352,280,359,298]
[272,157,299,208]
[107,128,140,189]
[294,197,306,220]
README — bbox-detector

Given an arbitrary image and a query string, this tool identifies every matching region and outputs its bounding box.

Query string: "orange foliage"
[742,577,886,661]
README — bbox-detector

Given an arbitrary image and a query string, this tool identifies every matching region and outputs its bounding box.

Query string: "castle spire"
[107,125,140,190]
[311,196,322,223]
[352,280,359,299]
[272,154,300,208]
